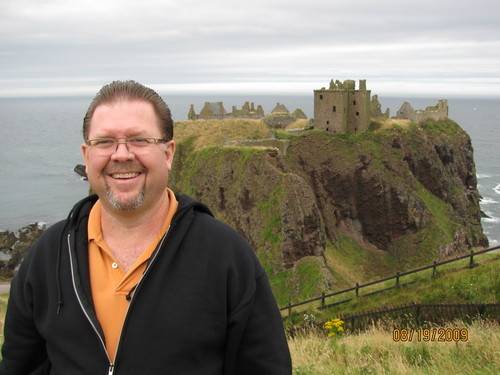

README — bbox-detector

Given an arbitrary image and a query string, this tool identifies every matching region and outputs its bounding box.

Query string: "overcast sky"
[1,0,499,98]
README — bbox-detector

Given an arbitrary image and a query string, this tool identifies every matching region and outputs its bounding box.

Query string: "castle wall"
[189,101,305,122]
[348,90,371,132]
[188,101,263,120]
[313,90,349,132]
[314,79,370,133]
[396,99,448,122]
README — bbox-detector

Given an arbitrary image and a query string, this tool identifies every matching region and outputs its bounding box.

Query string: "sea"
[0,94,499,246]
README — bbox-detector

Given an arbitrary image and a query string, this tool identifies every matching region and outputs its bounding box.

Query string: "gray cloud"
[1,0,500,97]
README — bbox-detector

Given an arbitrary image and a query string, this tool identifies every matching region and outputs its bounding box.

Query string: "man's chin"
[106,190,145,212]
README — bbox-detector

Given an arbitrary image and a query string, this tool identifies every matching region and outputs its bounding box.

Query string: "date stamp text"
[393,328,469,342]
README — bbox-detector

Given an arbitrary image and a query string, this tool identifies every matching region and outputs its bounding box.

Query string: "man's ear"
[81,143,89,173]
[164,140,176,171]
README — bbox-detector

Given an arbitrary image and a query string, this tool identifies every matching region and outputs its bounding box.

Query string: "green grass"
[289,319,500,374]
[0,294,7,357]
[282,252,499,324]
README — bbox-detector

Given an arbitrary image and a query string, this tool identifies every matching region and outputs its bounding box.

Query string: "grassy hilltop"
[169,118,489,308]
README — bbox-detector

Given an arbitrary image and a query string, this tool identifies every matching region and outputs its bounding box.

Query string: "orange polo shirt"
[88,188,178,362]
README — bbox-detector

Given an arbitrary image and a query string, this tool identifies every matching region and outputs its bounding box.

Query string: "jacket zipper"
[68,227,171,375]
[67,233,114,374]
[110,228,171,364]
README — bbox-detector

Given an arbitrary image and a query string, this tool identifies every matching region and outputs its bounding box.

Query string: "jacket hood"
[56,191,213,314]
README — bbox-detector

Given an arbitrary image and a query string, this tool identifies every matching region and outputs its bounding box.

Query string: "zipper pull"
[108,363,115,375]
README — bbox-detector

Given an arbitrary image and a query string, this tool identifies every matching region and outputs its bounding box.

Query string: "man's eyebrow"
[92,131,147,139]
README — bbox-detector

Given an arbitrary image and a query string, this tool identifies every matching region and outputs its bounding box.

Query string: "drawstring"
[125,284,138,302]
[55,196,97,315]
[56,220,70,315]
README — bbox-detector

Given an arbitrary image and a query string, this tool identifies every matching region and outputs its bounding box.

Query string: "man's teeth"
[111,172,140,179]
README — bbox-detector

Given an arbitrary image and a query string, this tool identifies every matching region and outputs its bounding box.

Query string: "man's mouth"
[110,172,141,179]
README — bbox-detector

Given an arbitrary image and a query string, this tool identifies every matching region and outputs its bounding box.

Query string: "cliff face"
[171,120,488,303]
[284,123,486,260]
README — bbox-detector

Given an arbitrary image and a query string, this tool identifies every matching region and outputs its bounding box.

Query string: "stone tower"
[314,79,371,133]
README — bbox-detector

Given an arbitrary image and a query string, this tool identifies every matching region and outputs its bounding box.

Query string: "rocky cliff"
[0,223,46,279]
[170,119,488,304]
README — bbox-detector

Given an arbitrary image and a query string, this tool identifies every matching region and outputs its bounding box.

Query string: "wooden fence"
[340,303,500,331]
[280,245,500,316]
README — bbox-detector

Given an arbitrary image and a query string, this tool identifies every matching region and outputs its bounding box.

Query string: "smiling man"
[0,81,292,375]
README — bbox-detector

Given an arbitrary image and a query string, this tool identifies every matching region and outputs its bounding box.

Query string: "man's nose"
[111,141,135,160]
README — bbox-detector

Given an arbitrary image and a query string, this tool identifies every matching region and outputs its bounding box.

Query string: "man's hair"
[83,80,173,141]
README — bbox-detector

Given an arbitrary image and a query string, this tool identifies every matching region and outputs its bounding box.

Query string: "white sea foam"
[480,197,499,205]
[483,216,500,223]
[491,239,499,246]
[477,173,492,179]
[494,183,500,195]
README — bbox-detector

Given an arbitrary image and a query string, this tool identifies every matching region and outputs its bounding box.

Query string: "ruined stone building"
[188,100,309,125]
[370,94,390,118]
[271,103,290,114]
[396,100,448,122]
[314,79,371,133]
[188,101,264,120]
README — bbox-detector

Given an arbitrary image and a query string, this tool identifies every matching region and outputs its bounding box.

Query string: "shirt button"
[112,262,118,269]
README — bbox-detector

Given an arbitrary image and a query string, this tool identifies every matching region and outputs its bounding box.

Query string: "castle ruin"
[188,101,308,125]
[314,79,372,133]
[188,79,448,134]
[188,101,265,120]
[396,100,449,122]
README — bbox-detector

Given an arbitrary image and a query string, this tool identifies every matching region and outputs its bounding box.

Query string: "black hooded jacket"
[0,194,291,374]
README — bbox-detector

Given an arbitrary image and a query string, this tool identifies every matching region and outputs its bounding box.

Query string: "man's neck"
[99,192,170,271]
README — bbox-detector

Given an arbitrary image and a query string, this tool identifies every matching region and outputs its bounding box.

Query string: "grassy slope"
[283,252,499,326]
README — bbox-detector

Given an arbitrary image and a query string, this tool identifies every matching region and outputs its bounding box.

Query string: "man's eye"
[129,138,150,146]
[95,139,115,146]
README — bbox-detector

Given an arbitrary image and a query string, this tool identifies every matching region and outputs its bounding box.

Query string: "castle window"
[353,100,357,105]
[332,106,336,112]
[356,112,359,116]
[319,95,323,100]
[326,121,330,125]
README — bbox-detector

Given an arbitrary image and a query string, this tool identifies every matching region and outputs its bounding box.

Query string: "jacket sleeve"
[223,268,292,375]
[0,250,49,374]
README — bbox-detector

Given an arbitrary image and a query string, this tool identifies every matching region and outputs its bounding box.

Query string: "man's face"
[81,99,175,214]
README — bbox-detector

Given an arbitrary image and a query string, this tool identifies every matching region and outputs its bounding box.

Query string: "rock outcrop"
[169,119,488,302]
[0,223,46,278]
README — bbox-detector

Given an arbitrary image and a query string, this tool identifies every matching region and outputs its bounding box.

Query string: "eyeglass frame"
[85,137,170,153]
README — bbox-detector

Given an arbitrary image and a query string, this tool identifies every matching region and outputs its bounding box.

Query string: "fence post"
[321,292,325,309]
[469,250,474,268]
[415,303,421,325]
[355,283,359,297]
[287,303,292,317]
[432,261,437,278]
[396,272,400,287]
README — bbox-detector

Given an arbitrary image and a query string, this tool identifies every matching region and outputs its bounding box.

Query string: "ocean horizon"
[0,94,498,246]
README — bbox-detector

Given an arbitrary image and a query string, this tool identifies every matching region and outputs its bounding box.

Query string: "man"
[0,81,292,374]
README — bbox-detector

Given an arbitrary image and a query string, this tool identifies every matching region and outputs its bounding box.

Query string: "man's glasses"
[85,138,168,153]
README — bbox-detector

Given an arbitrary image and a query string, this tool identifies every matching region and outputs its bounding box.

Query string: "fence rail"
[340,303,500,331]
[280,245,500,316]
